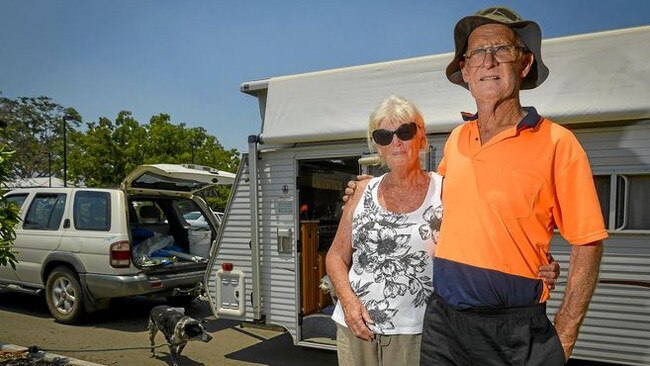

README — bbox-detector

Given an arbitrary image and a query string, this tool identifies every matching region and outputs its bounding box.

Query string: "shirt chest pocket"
[487,170,543,220]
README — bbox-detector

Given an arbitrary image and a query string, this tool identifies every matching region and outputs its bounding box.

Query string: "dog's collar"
[172,319,189,345]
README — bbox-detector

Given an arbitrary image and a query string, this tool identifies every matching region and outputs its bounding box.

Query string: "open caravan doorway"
[296,156,387,348]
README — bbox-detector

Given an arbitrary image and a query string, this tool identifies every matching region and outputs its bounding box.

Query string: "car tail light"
[110,240,131,268]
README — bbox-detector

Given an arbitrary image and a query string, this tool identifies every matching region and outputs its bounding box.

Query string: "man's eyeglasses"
[463,45,526,67]
[372,122,417,146]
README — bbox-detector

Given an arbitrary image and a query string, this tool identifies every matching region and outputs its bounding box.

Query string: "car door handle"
[63,219,70,229]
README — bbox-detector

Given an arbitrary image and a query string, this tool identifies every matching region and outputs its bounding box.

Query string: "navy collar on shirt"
[461,106,542,130]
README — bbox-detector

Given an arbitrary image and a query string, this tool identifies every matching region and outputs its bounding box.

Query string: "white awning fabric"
[257,26,650,145]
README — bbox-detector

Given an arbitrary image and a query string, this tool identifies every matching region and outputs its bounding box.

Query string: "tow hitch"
[172,281,205,297]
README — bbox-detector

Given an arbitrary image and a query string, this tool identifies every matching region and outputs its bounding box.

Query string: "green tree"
[70,112,239,211]
[68,111,148,187]
[0,95,81,181]
[0,141,20,268]
[1,94,240,211]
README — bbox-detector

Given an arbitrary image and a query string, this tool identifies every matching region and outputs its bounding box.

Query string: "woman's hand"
[341,295,374,341]
[538,253,561,290]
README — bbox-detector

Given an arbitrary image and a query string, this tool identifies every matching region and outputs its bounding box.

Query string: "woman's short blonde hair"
[367,95,428,160]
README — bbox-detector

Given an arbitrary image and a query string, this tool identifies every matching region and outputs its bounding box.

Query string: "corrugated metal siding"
[256,152,299,336]
[547,119,650,365]
[547,236,650,365]
[573,119,650,172]
[206,155,256,321]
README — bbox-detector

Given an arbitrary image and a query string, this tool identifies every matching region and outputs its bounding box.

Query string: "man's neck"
[475,99,525,144]
[476,98,524,126]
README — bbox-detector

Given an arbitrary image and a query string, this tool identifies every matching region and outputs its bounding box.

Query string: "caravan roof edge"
[240,79,270,96]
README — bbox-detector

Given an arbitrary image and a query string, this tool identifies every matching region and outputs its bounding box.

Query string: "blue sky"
[2,1,649,153]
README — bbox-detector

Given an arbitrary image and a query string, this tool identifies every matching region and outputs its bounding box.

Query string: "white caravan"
[205,26,650,365]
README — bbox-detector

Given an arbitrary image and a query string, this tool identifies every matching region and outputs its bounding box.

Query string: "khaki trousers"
[336,323,421,366]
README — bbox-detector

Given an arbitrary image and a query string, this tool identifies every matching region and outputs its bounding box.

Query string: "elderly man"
[419,7,607,365]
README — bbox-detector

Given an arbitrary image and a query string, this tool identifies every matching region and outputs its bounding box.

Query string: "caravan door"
[296,156,363,349]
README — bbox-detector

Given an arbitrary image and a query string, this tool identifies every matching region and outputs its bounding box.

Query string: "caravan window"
[617,174,650,230]
[594,173,650,232]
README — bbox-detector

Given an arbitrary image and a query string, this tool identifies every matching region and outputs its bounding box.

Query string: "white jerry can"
[215,263,246,317]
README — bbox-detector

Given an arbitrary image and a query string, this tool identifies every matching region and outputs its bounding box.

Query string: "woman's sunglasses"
[372,122,417,146]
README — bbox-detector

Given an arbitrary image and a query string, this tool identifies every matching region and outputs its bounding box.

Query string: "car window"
[24,193,67,230]
[74,191,111,231]
[4,193,28,210]
[136,202,165,224]
[183,211,202,221]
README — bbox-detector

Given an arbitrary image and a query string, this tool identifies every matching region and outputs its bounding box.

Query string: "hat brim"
[446,16,549,90]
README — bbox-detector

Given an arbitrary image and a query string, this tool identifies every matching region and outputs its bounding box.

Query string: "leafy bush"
[0,147,20,268]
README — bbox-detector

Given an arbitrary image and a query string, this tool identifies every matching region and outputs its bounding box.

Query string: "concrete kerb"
[0,342,106,366]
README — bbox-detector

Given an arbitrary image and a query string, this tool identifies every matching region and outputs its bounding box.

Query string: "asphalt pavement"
[0,290,338,366]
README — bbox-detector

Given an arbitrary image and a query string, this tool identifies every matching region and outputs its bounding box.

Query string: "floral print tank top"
[332,172,443,334]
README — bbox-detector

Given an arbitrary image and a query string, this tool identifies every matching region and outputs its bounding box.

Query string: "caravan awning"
[249,26,650,145]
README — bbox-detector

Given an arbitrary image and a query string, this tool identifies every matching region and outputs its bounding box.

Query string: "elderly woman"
[326,95,442,366]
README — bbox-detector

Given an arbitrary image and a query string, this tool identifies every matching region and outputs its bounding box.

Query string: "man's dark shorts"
[420,293,565,366]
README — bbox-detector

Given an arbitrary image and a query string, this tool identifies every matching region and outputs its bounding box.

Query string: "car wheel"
[45,266,86,324]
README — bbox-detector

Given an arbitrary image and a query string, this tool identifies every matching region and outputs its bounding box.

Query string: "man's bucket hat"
[446,6,549,90]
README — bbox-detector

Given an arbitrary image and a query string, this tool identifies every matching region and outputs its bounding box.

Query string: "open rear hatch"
[122,164,235,271]
[121,163,235,197]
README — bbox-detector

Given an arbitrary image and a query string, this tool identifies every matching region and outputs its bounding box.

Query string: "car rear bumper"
[81,270,205,299]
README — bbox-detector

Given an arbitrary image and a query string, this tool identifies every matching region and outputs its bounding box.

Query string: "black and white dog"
[148,305,213,366]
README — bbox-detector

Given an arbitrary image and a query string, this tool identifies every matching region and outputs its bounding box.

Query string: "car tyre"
[45,266,86,324]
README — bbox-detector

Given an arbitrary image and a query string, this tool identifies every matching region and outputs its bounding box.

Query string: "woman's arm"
[326,179,374,341]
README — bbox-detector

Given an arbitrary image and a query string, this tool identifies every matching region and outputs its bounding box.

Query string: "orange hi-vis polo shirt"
[434,107,608,309]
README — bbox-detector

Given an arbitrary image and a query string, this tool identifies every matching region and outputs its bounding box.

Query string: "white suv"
[0,164,234,324]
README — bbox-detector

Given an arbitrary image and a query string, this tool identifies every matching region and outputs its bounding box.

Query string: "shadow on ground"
[0,291,51,320]
[224,330,336,366]
[0,290,227,333]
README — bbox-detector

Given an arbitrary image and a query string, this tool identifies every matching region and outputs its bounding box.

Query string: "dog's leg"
[177,343,187,358]
[148,318,158,358]
[168,344,180,366]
